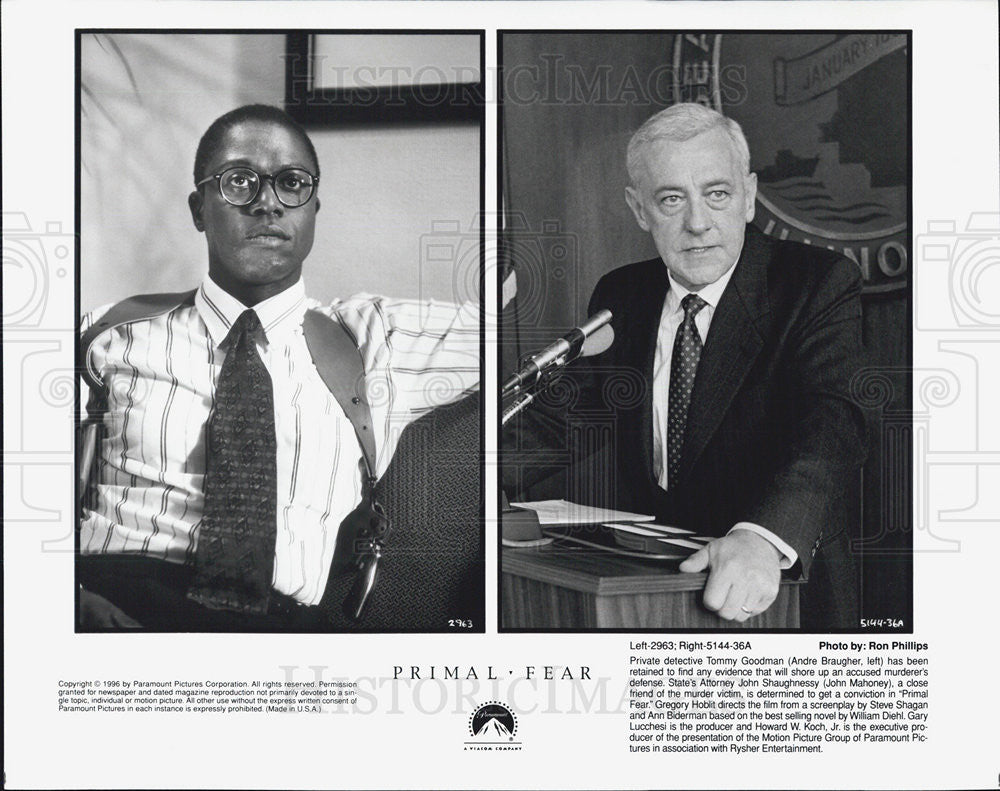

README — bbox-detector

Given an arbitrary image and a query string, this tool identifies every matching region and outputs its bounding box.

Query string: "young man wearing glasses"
[77,105,481,631]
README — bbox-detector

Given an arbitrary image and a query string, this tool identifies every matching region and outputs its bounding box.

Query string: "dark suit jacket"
[506,225,869,628]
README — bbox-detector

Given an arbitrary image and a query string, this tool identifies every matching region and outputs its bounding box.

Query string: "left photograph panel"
[76,30,485,632]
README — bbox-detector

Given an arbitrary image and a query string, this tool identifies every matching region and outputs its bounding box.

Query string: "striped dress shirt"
[80,276,480,606]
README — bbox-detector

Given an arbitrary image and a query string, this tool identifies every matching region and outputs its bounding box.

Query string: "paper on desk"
[624,522,696,536]
[658,537,706,550]
[510,499,655,525]
[603,522,667,537]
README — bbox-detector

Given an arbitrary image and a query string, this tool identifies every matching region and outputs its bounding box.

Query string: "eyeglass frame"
[195,166,320,208]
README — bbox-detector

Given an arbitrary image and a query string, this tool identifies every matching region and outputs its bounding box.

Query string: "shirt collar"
[665,258,738,314]
[196,276,307,348]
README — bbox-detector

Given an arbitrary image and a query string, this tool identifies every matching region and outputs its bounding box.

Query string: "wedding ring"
[740,606,754,614]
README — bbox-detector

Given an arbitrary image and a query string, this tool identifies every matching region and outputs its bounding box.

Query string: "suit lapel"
[627,262,668,485]
[679,227,771,482]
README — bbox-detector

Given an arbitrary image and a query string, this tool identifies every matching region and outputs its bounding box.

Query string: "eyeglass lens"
[220,167,314,207]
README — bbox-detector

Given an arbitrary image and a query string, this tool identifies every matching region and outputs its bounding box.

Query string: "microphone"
[581,323,614,357]
[502,310,613,397]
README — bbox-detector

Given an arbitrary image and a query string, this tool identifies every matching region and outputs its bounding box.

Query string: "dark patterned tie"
[188,309,277,614]
[667,293,708,490]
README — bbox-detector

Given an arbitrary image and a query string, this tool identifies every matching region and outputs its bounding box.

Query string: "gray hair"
[626,103,751,185]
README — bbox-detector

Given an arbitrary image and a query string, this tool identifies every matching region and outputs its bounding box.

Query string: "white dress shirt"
[80,276,480,605]
[651,265,797,568]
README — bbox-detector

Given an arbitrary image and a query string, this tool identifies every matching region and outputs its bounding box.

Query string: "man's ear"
[625,186,650,232]
[188,190,205,232]
[314,197,321,214]
[743,172,758,223]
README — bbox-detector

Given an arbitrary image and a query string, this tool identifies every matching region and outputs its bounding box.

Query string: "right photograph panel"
[499,31,911,633]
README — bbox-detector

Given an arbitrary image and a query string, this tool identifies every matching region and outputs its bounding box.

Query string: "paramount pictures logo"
[464,701,522,751]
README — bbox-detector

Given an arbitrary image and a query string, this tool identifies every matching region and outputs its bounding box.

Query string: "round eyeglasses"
[196,167,319,208]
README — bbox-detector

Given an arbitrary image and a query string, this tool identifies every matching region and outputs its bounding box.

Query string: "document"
[511,499,656,525]
[607,522,697,536]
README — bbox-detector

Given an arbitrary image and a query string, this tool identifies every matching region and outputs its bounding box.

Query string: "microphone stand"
[500,313,610,543]
[500,357,569,426]
[501,390,536,426]
[500,344,590,544]
[501,360,564,544]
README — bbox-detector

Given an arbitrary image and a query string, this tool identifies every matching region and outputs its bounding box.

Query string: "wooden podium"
[501,543,804,630]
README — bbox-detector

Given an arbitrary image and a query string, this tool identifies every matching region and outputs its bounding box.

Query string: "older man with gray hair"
[571,102,868,628]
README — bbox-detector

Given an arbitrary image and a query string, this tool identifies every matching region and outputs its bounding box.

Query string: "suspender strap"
[301,309,377,479]
[300,312,383,618]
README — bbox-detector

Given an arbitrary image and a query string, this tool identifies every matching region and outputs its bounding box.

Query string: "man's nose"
[684,197,711,234]
[249,179,284,215]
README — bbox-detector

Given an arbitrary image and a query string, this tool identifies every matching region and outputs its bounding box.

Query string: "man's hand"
[78,588,142,628]
[678,529,782,622]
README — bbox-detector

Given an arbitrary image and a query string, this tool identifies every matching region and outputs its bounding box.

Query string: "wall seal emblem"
[673,33,909,294]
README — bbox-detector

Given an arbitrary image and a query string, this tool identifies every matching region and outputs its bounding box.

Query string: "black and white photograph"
[75,31,486,632]
[3,2,999,789]
[499,31,912,632]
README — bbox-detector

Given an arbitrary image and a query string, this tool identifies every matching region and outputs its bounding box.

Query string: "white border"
[3,2,999,789]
